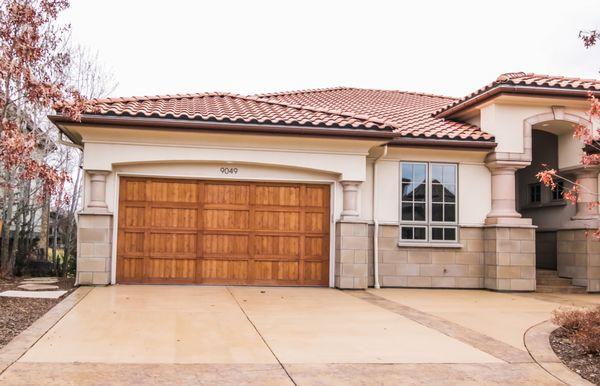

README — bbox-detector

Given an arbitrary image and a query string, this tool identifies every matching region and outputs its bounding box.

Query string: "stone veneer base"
[335,221,369,289]
[557,229,600,292]
[77,212,113,285]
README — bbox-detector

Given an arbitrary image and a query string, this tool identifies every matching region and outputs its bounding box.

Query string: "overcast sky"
[65,0,600,99]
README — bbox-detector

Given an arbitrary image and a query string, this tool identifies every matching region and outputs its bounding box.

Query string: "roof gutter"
[435,85,599,119]
[390,137,497,150]
[48,114,397,144]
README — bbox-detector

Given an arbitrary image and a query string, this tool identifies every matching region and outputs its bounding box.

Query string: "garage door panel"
[305,237,325,258]
[254,185,300,206]
[122,232,145,255]
[200,259,248,282]
[146,258,196,281]
[304,186,328,207]
[203,234,249,256]
[303,261,326,282]
[117,178,330,286]
[149,180,199,203]
[123,180,147,201]
[305,212,326,233]
[122,206,146,228]
[203,209,249,230]
[150,207,198,228]
[204,183,249,205]
[150,233,196,254]
[118,257,144,282]
[254,261,299,282]
[254,235,300,257]
[254,210,300,232]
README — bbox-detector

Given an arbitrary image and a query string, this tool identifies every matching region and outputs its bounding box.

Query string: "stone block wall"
[557,229,600,292]
[483,227,536,291]
[77,213,113,285]
[369,225,485,288]
[335,221,369,289]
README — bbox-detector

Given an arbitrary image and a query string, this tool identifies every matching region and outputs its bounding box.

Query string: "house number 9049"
[220,167,238,175]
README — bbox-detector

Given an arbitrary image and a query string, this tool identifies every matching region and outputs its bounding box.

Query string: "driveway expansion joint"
[347,290,533,364]
[226,287,297,386]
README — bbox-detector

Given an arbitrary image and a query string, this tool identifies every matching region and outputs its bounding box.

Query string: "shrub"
[553,306,600,354]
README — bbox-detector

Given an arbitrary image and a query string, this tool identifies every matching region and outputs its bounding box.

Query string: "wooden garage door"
[116,177,330,286]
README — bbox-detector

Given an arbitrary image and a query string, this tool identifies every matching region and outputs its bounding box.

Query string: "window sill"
[397,242,463,249]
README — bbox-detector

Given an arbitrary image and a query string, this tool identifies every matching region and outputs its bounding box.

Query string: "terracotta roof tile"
[88,92,397,132]
[435,72,600,116]
[256,87,492,141]
[85,87,494,142]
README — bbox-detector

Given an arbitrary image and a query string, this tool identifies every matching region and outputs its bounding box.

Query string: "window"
[551,180,564,201]
[529,183,541,204]
[400,162,458,243]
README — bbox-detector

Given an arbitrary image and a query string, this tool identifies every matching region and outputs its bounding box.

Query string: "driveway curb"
[524,320,593,386]
[0,286,93,375]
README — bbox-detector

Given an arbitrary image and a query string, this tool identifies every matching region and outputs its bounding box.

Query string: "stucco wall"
[478,101,588,164]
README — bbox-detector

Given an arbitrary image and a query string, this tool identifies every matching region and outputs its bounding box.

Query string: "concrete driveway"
[1,286,598,385]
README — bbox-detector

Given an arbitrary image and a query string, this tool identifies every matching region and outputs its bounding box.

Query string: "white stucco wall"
[478,100,590,164]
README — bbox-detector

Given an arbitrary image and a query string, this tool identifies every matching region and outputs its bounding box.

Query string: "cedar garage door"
[116,177,330,286]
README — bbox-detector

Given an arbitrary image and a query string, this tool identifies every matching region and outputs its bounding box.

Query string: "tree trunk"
[1,188,15,277]
[8,209,23,275]
[38,195,50,261]
[62,153,82,275]
[52,212,59,275]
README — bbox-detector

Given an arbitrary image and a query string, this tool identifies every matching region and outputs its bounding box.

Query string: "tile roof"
[87,92,396,131]
[84,88,495,142]
[256,87,492,141]
[435,72,600,117]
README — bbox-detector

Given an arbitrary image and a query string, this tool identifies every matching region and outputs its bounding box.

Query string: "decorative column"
[484,160,536,291]
[335,180,368,289]
[340,181,361,219]
[87,171,110,212]
[78,170,113,286]
[571,167,600,222]
[485,161,531,225]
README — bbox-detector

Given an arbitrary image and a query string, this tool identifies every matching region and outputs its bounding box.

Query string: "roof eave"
[389,136,497,150]
[48,114,397,140]
[435,85,600,119]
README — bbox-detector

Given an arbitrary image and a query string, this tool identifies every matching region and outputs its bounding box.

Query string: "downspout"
[372,145,388,289]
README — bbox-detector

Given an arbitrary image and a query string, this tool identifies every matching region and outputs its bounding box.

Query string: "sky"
[65,0,600,99]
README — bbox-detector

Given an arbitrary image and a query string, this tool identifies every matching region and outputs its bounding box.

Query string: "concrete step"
[536,269,560,277]
[536,277,575,286]
[535,285,587,294]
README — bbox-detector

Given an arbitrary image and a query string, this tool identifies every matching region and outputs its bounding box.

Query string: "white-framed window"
[399,162,458,243]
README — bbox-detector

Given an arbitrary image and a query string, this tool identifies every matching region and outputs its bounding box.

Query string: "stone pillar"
[340,181,361,220]
[485,161,530,225]
[484,160,536,291]
[335,221,369,289]
[557,167,600,292]
[77,170,113,286]
[571,167,600,222]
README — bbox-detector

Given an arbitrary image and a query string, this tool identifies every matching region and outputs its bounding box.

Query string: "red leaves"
[536,169,557,190]
[0,0,84,207]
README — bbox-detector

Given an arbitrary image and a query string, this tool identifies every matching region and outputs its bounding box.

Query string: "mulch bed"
[0,277,74,350]
[550,328,600,385]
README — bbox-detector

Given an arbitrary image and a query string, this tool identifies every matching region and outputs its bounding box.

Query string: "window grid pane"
[400,162,458,243]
